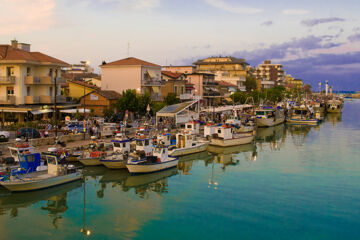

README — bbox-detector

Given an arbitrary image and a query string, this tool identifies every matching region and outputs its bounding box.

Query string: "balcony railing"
[0,76,16,84]
[0,96,15,105]
[180,93,194,100]
[24,96,40,104]
[55,77,66,84]
[40,95,52,104]
[203,92,221,97]
[56,95,66,103]
[25,76,54,85]
[142,81,162,86]
[203,82,218,86]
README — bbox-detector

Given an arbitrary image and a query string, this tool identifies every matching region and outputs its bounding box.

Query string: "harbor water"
[1,99,360,240]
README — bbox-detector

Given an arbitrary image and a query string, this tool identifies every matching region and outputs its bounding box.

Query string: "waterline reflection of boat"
[0,180,82,210]
[207,143,255,155]
[124,167,178,188]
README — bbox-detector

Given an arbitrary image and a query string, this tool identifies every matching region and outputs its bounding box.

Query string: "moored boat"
[287,105,319,125]
[100,138,131,169]
[126,147,178,174]
[0,148,82,192]
[168,131,208,157]
[255,107,285,127]
[207,124,255,147]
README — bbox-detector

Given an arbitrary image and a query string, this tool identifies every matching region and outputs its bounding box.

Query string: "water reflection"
[256,124,286,151]
[0,181,82,226]
[325,112,342,126]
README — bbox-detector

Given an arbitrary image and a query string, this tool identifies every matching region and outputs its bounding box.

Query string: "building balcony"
[203,81,218,86]
[25,76,53,85]
[0,76,16,85]
[0,96,15,105]
[40,95,52,104]
[55,77,66,84]
[141,81,162,86]
[180,93,194,100]
[24,96,40,104]
[203,92,221,97]
[56,95,67,103]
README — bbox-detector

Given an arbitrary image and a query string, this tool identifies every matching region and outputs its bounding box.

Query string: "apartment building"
[253,60,285,89]
[101,57,162,101]
[162,65,195,74]
[0,40,69,123]
[193,56,248,91]
[185,73,220,106]
[161,71,187,100]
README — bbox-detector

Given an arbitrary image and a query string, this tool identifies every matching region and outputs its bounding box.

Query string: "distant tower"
[318,82,322,94]
[325,80,329,96]
[330,86,333,96]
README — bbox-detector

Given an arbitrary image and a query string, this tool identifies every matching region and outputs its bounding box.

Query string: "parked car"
[16,128,41,139]
[0,131,10,142]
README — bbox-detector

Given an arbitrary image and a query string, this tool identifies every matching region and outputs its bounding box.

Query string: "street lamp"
[83,80,92,140]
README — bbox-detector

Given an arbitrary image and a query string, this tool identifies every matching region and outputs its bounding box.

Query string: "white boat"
[126,147,178,174]
[255,107,285,127]
[208,124,255,147]
[100,138,131,169]
[169,132,209,157]
[0,148,82,192]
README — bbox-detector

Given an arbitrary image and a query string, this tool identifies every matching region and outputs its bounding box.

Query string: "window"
[174,86,178,94]
[114,142,120,148]
[145,139,149,145]
[26,67,31,76]
[181,86,184,94]
[27,86,31,96]
[7,67,14,76]
[218,129,221,134]
[7,87,14,96]
[122,142,127,148]
[49,68,53,77]
[49,87,53,97]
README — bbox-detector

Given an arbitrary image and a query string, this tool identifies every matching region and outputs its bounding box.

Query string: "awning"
[152,86,160,93]
[30,109,53,115]
[147,70,157,79]
[60,109,90,114]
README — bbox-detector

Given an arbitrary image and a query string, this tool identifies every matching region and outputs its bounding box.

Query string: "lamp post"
[83,80,91,140]
[53,69,58,137]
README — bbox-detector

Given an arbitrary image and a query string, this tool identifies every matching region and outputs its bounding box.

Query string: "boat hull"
[257,117,285,127]
[100,160,126,169]
[79,157,102,166]
[210,134,254,147]
[327,107,342,113]
[169,142,208,157]
[287,119,319,125]
[126,158,178,174]
[0,172,82,192]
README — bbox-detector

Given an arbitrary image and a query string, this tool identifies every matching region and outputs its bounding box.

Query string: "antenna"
[127,42,130,57]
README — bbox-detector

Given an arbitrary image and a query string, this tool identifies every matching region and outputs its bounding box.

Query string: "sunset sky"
[0,0,359,90]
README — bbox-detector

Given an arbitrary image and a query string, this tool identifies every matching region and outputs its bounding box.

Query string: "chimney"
[11,39,18,49]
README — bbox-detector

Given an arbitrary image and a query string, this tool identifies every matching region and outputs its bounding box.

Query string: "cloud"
[204,0,262,14]
[261,21,273,26]
[301,17,345,27]
[0,0,55,35]
[90,0,160,10]
[282,9,309,15]
[348,34,360,42]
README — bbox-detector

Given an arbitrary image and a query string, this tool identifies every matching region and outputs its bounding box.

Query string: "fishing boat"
[207,124,255,147]
[287,105,319,125]
[100,138,131,169]
[126,146,179,174]
[255,107,285,127]
[326,99,343,113]
[168,131,208,157]
[78,137,107,166]
[0,148,82,192]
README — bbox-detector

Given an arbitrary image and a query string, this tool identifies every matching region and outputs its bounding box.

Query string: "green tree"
[151,102,166,114]
[117,89,138,114]
[231,91,247,104]
[103,106,115,119]
[245,75,258,92]
[138,92,152,116]
[164,93,179,105]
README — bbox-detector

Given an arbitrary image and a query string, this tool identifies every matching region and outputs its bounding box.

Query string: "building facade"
[253,60,285,89]
[0,40,69,123]
[185,73,220,106]
[193,56,248,91]
[162,65,195,74]
[161,71,187,100]
[78,90,121,116]
[101,57,162,101]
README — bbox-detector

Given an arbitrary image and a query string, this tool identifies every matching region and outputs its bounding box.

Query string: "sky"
[0,0,359,90]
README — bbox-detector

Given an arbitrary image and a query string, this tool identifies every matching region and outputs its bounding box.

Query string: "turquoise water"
[1,99,360,240]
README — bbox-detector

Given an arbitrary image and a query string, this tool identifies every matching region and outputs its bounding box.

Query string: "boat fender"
[157,157,161,163]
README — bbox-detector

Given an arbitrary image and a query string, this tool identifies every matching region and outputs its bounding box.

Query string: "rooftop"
[0,44,68,66]
[193,56,249,66]
[101,57,160,68]
[69,80,100,90]
[216,80,237,87]
[161,71,184,79]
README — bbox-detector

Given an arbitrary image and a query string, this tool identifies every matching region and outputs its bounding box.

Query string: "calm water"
[1,99,360,240]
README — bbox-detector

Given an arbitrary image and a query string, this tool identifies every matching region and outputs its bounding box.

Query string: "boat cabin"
[157,133,174,146]
[215,126,233,140]
[43,148,74,176]
[255,108,275,119]
[152,147,169,162]
[111,139,131,154]
[176,132,196,149]
[11,153,43,175]
[185,121,199,135]
[8,142,35,162]
[135,138,153,156]
[204,124,218,138]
